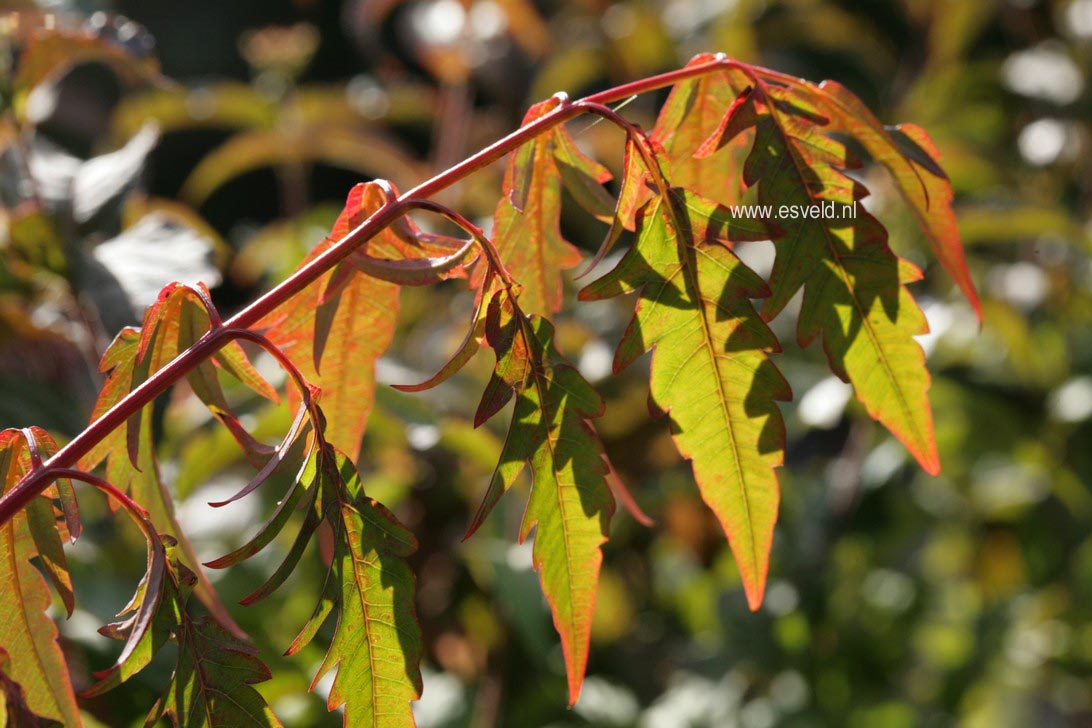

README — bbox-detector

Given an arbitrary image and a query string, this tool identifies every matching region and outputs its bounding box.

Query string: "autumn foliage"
[0,34,977,727]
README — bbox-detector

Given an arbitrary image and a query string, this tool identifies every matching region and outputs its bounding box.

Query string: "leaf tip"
[561,642,591,707]
[917,447,942,477]
[604,459,654,527]
[966,288,984,326]
[742,573,767,612]
[462,512,487,542]
[745,589,764,612]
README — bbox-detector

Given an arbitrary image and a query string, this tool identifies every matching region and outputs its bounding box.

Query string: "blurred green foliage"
[2,0,1091,725]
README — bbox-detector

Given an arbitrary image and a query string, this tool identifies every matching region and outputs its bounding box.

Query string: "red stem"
[51,469,155,541]
[0,55,751,527]
[400,198,517,285]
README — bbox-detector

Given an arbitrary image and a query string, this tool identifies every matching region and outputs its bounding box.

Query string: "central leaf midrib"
[659,194,760,582]
[342,510,383,728]
[524,337,581,651]
[182,618,220,725]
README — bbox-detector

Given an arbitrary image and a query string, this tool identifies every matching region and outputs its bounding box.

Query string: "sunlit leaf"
[469,287,615,704]
[260,187,401,459]
[489,95,613,317]
[0,431,82,727]
[0,429,80,621]
[216,436,422,726]
[262,181,473,457]
[703,80,940,473]
[581,184,787,610]
[288,448,422,727]
[813,81,981,317]
[650,53,751,208]
[0,647,58,728]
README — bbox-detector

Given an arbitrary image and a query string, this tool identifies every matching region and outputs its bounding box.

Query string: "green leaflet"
[469,288,615,704]
[83,537,186,698]
[811,80,981,318]
[284,447,423,727]
[491,96,614,317]
[0,515,81,727]
[314,500,421,727]
[85,531,282,728]
[212,441,423,725]
[149,617,282,727]
[0,647,59,727]
[0,430,81,726]
[581,187,788,610]
[5,428,79,618]
[706,83,939,473]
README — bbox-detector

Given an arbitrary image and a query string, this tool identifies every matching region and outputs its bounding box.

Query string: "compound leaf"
[84,525,282,728]
[80,283,272,638]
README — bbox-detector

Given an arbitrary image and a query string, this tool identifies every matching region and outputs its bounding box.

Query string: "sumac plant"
[0,50,977,726]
